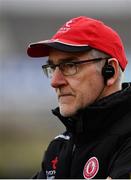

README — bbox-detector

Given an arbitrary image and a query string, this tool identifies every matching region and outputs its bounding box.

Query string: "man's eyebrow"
[47,57,79,64]
[46,59,53,64]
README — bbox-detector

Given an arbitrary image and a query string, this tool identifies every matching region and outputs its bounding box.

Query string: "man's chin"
[59,104,77,117]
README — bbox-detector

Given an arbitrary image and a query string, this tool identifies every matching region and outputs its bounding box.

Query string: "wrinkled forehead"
[48,47,92,64]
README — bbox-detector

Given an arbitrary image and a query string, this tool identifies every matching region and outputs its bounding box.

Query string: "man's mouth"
[58,93,74,98]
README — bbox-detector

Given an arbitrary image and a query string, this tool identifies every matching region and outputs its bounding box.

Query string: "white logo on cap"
[57,20,73,33]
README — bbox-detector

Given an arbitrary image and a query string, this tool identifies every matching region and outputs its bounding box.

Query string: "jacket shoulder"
[54,131,71,140]
[45,131,71,154]
[32,131,71,179]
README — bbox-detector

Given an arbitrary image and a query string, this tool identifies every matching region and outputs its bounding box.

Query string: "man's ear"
[106,58,119,86]
[102,60,115,84]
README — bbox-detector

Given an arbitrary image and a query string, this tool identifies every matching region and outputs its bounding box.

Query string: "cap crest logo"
[83,157,99,179]
[57,20,73,34]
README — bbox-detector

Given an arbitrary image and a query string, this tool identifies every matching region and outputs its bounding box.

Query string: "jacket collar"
[52,83,131,141]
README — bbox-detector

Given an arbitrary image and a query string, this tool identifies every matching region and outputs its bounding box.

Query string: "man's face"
[49,49,105,117]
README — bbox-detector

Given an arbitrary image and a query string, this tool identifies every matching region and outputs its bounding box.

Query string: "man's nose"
[51,67,67,88]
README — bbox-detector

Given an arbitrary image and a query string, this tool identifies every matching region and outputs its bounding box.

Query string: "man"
[27,16,131,179]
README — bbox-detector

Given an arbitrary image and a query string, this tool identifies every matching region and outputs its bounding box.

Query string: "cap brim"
[27,41,91,58]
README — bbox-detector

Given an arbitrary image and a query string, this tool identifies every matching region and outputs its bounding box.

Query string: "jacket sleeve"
[109,137,131,178]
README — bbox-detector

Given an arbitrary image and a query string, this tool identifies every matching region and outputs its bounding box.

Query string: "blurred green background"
[0,0,131,178]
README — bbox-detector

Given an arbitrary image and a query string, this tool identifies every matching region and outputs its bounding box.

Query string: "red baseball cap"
[27,16,128,71]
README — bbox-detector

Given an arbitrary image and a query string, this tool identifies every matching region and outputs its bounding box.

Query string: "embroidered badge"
[83,157,99,179]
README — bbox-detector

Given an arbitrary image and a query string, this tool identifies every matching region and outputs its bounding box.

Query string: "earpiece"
[102,61,115,84]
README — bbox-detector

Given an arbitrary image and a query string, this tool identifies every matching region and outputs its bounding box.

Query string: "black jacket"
[34,82,131,179]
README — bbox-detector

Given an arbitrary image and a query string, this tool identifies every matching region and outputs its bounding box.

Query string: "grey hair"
[88,48,123,83]
[87,48,111,70]
[87,49,111,59]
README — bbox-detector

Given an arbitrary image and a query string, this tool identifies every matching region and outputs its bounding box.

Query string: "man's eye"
[49,65,56,70]
[65,63,75,68]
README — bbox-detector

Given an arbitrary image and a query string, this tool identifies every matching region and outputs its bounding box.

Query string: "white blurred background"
[0,0,131,178]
